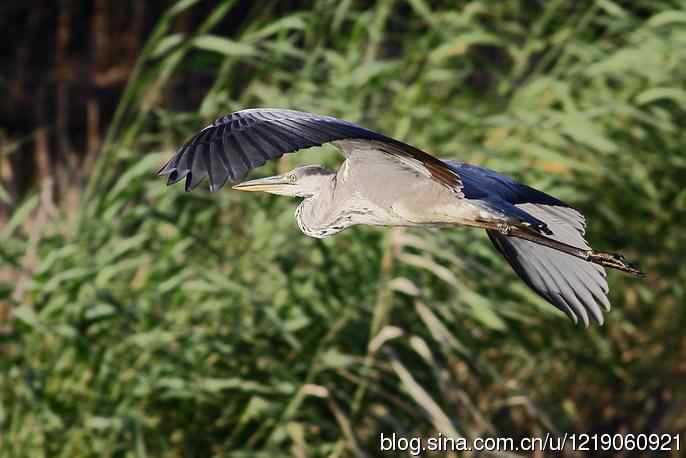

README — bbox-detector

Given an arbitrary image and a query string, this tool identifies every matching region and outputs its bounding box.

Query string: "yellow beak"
[232,175,294,194]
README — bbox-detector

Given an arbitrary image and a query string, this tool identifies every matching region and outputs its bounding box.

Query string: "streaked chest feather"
[295,185,484,239]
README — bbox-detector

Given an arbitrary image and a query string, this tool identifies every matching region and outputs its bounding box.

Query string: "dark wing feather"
[444,160,610,325]
[487,200,609,326]
[488,227,609,326]
[158,108,462,193]
[445,161,571,207]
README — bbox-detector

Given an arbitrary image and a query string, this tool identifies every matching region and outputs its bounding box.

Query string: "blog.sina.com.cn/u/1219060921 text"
[379,432,681,455]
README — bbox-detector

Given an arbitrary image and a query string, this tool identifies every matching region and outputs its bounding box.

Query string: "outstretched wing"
[487,207,610,326]
[447,161,610,326]
[157,108,462,194]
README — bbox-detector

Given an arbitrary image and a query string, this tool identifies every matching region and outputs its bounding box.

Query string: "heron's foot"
[497,223,512,235]
[587,250,644,277]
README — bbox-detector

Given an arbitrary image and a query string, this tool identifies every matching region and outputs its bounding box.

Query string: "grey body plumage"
[158,108,642,326]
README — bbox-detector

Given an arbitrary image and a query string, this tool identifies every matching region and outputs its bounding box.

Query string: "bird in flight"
[158,108,642,326]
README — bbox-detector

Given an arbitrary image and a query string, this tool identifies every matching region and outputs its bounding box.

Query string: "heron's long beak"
[232,175,294,194]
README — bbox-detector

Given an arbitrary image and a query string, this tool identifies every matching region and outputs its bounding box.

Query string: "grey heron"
[157,108,642,326]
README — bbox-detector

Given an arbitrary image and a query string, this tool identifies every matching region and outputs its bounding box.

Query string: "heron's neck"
[295,176,348,238]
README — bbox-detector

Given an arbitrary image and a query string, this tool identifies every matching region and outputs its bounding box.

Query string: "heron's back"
[331,159,487,228]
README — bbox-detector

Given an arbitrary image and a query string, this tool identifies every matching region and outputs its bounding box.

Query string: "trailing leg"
[478,221,643,277]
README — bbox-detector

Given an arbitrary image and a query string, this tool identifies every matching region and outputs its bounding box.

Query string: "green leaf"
[635,87,686,106]
[245,15,307,41]
[12,305,40,328]
[107,153,165,200]
[320,349,356,369]
[560,114,617,153]
[192,35,257,57]
[168,0,201,16]
[647,10,686,27]
[151,33,184,58]
[0,194,38,239]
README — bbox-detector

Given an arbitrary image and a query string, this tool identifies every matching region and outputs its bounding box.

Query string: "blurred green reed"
[2,0,685,456]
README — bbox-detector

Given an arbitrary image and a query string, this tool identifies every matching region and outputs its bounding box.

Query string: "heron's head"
[232,165,334,198]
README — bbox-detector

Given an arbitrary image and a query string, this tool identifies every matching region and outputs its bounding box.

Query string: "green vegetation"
[2,0,685,456]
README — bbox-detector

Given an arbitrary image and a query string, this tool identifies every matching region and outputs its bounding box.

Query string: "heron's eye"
[287,173,297,183]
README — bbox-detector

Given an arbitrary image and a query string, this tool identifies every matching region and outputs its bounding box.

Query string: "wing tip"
[162,168,226,193]
[159,139,232,192]
[156,160,175,177]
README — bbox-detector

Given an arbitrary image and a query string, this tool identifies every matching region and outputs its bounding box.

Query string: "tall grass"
[2,0,686,456]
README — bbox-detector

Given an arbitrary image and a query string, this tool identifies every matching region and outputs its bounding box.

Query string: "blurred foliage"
[2,0,686,456]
